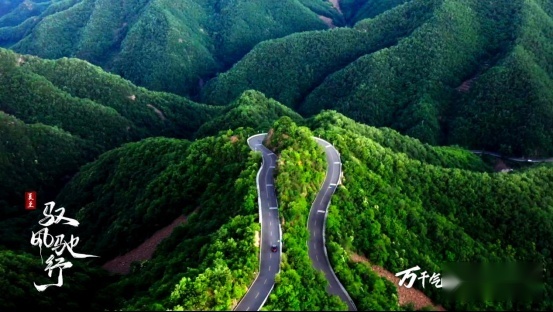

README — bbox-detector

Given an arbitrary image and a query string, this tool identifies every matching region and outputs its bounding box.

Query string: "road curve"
[235,134,281,311]
[307,137,357,311]
[470,150,553,163]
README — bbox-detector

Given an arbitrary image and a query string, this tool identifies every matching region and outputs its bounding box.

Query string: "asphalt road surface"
[307,137,357,311]
[235,134,281,311]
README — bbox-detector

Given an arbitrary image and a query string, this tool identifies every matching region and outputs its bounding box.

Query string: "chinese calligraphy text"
[30,201,99,292]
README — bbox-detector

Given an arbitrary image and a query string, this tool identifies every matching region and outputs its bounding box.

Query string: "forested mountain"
[307,113,553,310]
[0,47,218,255]
[6,106,548,311]
[204,0,553,157]
[0,45,302,255]
[1,0,550,156]
[194,90,303,139]
[55,129,264,311]
[0,0,338,96]
[1,0,552,311]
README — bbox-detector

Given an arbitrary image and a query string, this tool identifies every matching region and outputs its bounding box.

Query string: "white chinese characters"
[30,202,98,292]
[395,265,443,289]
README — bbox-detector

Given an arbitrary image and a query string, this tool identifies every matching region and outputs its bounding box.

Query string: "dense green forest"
[2,0,550,155]
[202,0,436,108]
[2,97,552,310]
[57,128,264,311]
[0,0,337,96]
[252,114,551,311]
[308,113,553,310]
[0,47,219,255]
[194,90,303,139]
[0,127,267,310]
[339,0,412,25]
[1,0,552,310]
[204,0,553,157]
[0,249,115,311]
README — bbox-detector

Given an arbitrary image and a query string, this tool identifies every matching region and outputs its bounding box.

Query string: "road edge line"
[235,134,266,311]
[314,136,358,311]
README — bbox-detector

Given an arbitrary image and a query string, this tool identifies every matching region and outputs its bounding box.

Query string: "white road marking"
[330,183,337,186]
[269,207,278,210]
[256,144,261,146]
[326,145,331,148]
[268,153,275,156]
[334,162,340,164]
[322,188,329,200]
[316,255,319,261]
[270,252,272,258]
[255,292,260,298]
[246,307,250,311]
[270,221,272,227]
[317,210,325,213]
[264,279,268,285]
[314,220,317,226]
[270,166,275,169]
[314,244,317,250]
[269,266,271,272]
[267,184,273,186]
[271,231,273,237]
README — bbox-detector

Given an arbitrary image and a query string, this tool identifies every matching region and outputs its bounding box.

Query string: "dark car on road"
[271,244,278,252]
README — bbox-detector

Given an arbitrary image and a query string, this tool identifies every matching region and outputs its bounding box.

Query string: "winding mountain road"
[235,138,551,311]
[307,137,357,311]
[238,134,355,311]
[235,134,281,311]
[470,150,553,163]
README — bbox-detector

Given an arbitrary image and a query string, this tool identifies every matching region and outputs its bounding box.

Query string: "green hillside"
[0,111,90,251]
[55,137,191,261]
[0,81,312,309]
[194,90,303,139]
[340,0,412,25]
[0,53,303,254]
[0,47,218,254]
[268,114,552,310]
[0,128,264,311]
[0,48,218,210]
[2,0,550,155]
[0,0,335,96]
[46,108,549,311]
[306,111,491,172]
[54,128,263,310]
[0,48,218,150]
[202,0,435,108]
[204,0,553,157]
[449,0,553,156]
[0,249,113,311]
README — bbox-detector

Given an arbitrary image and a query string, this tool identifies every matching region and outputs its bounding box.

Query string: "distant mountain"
[0,0,339,96]
[2,0,550,156]
[204,0,553,157]
[340,0,411,25]
[194,89,303,139]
